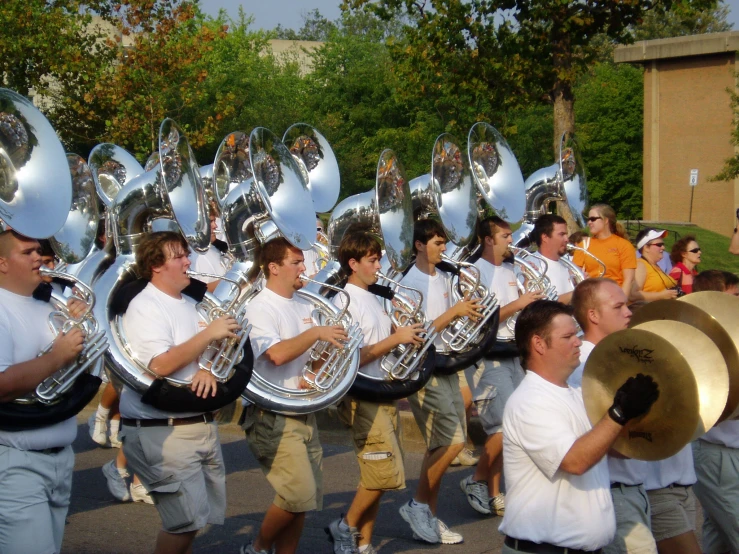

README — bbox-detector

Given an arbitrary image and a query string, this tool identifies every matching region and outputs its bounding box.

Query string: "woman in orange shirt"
[630,228,679,303]
[573,203,636,297]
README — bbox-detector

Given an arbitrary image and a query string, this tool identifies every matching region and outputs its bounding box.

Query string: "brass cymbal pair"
[582,292,739,461]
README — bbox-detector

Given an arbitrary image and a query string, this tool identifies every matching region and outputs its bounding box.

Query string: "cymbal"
[630,292,739,421]
[583,320,728,460]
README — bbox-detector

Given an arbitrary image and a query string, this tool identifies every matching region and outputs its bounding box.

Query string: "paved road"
[62,416,505,554]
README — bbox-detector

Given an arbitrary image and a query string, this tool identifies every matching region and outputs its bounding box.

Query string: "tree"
[574,62,644,219]
[632,0,731,41]
[0,0,114,99]
[273,9,337,41]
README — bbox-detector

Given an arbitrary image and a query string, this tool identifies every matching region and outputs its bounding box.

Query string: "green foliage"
[504,104,553,178]
[632,0,731,41]
[273,9,337,41]
[574,62,644,219]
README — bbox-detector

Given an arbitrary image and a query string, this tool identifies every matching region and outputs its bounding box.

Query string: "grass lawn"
[623,223,739,274]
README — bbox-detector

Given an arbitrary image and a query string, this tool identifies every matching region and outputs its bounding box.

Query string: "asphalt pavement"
[61,414,506,554]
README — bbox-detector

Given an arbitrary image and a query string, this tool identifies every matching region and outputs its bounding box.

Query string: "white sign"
[689,169,699,186]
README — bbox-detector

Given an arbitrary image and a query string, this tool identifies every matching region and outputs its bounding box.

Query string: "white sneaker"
[240,542,270,554]
[130,483,154,505]
[490,493,505,516]
[451,448,479,466]
[88,413,110,447]
[102,460,130,501]
[436,518,463,545]
[400,500,439,544]
[109,431,122,449]
[460,475,492,515]
[325,518,359,554]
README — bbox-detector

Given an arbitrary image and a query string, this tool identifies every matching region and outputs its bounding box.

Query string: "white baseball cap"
[636,229,668,250]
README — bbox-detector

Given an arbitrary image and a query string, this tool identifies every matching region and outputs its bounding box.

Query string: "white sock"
[338,519,350,532]
[116,466,127,477]
[109,419,120,436]
[95,405,110,420]
[358,545,370,553]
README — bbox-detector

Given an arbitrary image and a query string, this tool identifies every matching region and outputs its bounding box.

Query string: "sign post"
[688,169,698,222]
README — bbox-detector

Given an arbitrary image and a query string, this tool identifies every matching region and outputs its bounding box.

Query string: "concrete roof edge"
[614,31,739,64]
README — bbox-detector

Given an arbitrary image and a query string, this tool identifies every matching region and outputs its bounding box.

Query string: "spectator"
[668,235,701,294]
[629,229,678,303]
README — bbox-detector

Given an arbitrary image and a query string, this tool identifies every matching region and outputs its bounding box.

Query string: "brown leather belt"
[121,413,214,427]
[504,536,602,554]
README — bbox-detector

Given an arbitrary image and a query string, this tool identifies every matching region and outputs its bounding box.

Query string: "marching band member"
[501,300,659,554]
[121,231,238,554]
[0,230,86,553]
[461,216,542,517]
[240,237,347,554]
[531,214,575,304]
[397,219,483,545]
[189,204,228,292]
[326,229,425,554]
[571,279,658,554]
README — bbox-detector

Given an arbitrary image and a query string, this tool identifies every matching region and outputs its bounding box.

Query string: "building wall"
[643,53,737,236]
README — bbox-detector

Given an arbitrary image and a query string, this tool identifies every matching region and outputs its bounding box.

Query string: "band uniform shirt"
[121,282,204,419]
[303,247,321,277]
[334,283,391,380]
[400,265,451,352]
[571,342,648,485]
[574,235,637,285]
[245,286,315,389]
[701,420,739,448]
[533,253,574,298]
[0,288,77,450]
[500,370,616,550]
[189,244,227,283]
[474,257,518,340]
[644,444,697,490]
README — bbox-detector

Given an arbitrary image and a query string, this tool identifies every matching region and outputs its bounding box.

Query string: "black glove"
[608,373,659,425]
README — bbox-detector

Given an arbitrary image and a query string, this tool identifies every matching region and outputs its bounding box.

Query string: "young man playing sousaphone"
[121,231,240,554]
[460,216,543,517]
[397,219,483,545]
[326,229,426,554]
[241,237,348,554]
[0,230,87,554]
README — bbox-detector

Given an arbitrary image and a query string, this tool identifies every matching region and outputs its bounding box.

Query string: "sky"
[200,0,739,33]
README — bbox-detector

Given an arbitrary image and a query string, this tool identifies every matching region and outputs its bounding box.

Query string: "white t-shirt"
[570,339,648,485]
[189,244,226,283]
[400,265,452,351]
[567,340,595,390]
[500,371,615,550]
[245,286,315,389]
[215,216,226,243]
[334,284,391,380]
[534,253,574,298]
[474,258,518,339]
[0,288,77,450]
[121,283,205,419]
[643,444,697,490]
[701,419,739,448]
[303,247,322,277]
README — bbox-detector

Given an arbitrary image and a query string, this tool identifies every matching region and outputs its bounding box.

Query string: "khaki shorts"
[465,357,524,435]
[338,397,405,491]
[122,421,226,533]
[647,485,696,542]
[408,372,466,451]
[693,439,739,554]
[242,406,323,512]
[604,484,658,554]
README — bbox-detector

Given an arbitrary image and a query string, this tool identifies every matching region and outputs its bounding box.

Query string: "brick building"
[615,32,739,236]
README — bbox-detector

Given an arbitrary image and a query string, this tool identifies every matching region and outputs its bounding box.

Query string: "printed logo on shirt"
[443,292,448,299]
[302,317,312,325]
[198,321,207,330]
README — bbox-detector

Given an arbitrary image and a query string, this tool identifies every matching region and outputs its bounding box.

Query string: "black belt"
[610,482,640,489]
[28,446,65,455]
[121,413,214,427]
[504,536,602,554]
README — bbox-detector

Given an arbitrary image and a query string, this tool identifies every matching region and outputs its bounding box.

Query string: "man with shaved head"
[0,230,85,553]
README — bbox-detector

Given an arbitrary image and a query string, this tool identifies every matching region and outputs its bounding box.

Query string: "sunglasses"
[586,216,602,222]
[688,247,701,253]
[650,242,665,248]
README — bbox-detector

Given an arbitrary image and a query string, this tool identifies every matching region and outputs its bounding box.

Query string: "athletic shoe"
[436,519,464,545]
[490,493,505,516]
[88,413,110,447]
[130,483,154,505]
[359,545,377,554]
[450,447,479,466]
[399,500,439,544]
[102,460,130,502]
[240,542,270,554]
[460,474,492,515]
[109,432,122,448]
[325,518,359,554]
